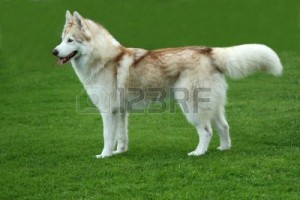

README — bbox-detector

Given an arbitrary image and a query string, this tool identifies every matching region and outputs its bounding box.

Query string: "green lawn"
[0,0,300,199]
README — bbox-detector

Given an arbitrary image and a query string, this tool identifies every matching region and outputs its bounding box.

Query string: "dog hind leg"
[181,111,213,156]
[188,118,213,156]
[214,106,231,151]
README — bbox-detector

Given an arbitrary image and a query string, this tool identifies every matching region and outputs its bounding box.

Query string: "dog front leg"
[96,113,118,158]
[113,113,128,154]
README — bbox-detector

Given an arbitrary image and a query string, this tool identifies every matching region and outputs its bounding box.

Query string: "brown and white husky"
[53,11,283,158]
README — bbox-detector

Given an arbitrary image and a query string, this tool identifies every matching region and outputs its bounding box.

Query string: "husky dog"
[53,11,283,158]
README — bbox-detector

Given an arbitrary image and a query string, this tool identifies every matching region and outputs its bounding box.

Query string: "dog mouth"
[57,51,78,65]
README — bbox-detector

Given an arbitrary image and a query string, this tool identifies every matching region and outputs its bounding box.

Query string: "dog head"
[52,11,92,65]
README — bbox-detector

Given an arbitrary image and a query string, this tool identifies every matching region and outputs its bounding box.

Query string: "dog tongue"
[58,58,64,65]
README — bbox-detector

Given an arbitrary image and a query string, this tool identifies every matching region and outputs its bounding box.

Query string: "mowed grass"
[0,0,300,199]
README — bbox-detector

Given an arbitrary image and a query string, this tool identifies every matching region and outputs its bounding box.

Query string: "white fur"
[55,37,78,58]
[213,44,283,79]
[53,11,283,158]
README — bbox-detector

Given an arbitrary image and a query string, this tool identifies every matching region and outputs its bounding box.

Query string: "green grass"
[0,0,300,199]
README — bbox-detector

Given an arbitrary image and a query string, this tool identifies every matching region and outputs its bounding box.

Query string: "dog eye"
[67,38,74,43]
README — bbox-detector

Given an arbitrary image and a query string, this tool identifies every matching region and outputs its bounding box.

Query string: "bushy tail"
[212,44,283,79]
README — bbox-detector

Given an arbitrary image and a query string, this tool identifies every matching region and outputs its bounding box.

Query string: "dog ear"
[73,11,85,29]
[65,10,72,24]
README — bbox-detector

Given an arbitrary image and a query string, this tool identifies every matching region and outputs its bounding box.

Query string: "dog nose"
[52,49,59,56]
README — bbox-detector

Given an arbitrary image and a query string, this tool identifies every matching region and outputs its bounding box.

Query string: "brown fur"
[64,22,91,42]
[125,47,211,89]
[113,47,128,64]
[132,46,212,66]
[63,23,75,36]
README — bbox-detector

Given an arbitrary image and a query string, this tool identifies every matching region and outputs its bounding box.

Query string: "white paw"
[95,153,113,159]
[188,150,206,156]
[217,146,231,151]
[113,149,127,155]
